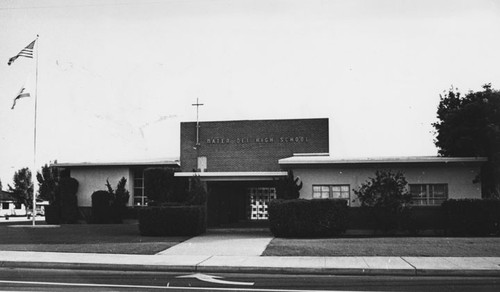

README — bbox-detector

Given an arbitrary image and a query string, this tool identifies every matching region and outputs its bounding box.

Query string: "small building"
[0,190,26,217]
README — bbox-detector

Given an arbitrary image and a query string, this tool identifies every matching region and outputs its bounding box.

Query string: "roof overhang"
[279,156,488,166]
[53,160,180,168]
[174,171,288,181]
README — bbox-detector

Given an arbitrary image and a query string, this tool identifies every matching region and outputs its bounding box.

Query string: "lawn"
[0,222,189,254]
[262,237,500,257]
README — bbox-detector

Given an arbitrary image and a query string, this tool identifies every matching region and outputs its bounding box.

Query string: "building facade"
[55,117,486,227]
[178,118,330,226]
[55,161,179,208]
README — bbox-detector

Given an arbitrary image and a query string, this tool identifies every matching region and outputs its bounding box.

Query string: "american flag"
[11,85,30,109]
[8,39,36,66]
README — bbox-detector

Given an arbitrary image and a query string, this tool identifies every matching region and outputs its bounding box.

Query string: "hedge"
[442,199,500,236]
[91,190,115,224]
[138,205,206,236]
[268,199,348,238]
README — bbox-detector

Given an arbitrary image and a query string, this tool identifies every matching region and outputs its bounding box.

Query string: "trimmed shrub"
[144,168,177,205]
[138,205,206,236]
[44,205,60,224]
[59,176,79,224]
[442,199,500,236]
[268,199,348,238]
[275,170,302,200]
[91,190,114,224]
[185,175,207,205]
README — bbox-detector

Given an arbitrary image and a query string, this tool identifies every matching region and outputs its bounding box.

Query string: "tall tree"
[37,164,59,203]
[433,84,500,197]
[8,167,34,208]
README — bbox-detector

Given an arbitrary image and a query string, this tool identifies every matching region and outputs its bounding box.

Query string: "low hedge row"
[442,199,500,236]
[268,199,348,238]
[138,205,206,236]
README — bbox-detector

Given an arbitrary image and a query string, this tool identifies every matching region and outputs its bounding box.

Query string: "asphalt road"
[0,268,499,291]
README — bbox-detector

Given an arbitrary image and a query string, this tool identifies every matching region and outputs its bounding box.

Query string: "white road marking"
[177,273,254,286]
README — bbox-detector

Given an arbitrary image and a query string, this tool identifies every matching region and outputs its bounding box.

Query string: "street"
[0,268,499,291]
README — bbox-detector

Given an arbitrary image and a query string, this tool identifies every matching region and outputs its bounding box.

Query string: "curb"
[2,260,500,277]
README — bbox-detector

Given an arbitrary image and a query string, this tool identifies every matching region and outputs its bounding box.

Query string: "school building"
[55,118,486,226]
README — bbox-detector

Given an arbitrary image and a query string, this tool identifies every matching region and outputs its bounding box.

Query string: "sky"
[0,0,499,187]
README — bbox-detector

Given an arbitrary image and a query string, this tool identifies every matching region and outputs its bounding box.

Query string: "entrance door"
[207,181,277,227]
[207,182,246,227]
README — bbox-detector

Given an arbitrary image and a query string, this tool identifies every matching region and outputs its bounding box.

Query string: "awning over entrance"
[174,171,288,181]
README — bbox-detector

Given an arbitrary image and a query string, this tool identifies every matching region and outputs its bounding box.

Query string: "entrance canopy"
[174,171,287,181]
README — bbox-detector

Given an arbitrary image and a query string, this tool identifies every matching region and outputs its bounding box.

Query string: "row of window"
[312,184,448,206]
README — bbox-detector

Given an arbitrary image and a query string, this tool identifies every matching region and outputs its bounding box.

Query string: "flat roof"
[53,160,180,168]
[279,155,488,165]
[175,171,288,181]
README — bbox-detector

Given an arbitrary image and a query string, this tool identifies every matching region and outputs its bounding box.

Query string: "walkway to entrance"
[156,228,273,256]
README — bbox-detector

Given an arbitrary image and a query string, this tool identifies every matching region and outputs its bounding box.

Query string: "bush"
[185,175,207,205]
[442,199,500,236]
[144,168,177,205]
[268,199,348,238]
[91,190,114,224]
[104,177,130,223]
[44,204,60,224]
[138,205,206,236]
[353,170,411,232]
[275,170,302,200]
[59,175,79,224]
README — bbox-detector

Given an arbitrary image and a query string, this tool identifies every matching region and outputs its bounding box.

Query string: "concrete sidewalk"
[0,251,499,276]
[157,229,273,256]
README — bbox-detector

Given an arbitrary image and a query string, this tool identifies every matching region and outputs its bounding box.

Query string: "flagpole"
[32,35,39,226]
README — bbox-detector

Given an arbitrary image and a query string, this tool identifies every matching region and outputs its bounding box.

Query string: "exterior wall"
[180,118,329,172]
[71,166,133,207]
[291,163,482,206]
[0,202,27,217]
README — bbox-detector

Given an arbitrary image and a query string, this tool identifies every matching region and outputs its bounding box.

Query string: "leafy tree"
[37,164,59,203]
[433,84,500,197]
[8,167,34,209]
[276,170,303,200]
[353,170,411,231]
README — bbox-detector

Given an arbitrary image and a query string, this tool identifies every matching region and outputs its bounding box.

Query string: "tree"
[37,164,59,203]
[433,84,500,197]
[8,167,33,208]
[353,170,411,231]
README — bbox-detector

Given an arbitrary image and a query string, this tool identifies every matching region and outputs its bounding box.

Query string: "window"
[2,203,9,210]
[133,169,147,206]
[409,184,448,206]
[312,185,350,204]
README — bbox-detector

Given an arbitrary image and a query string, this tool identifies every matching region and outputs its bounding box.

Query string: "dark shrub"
[268,199,348,238]
[144,168,177,205]
[185,175,207,205]
[138,205,206,236]
[59,176,79,224]
[91,190,113,224]
[44,205,60,224]
[353,170,411,232]
[275,170,302,200]
[442,199,500,236]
